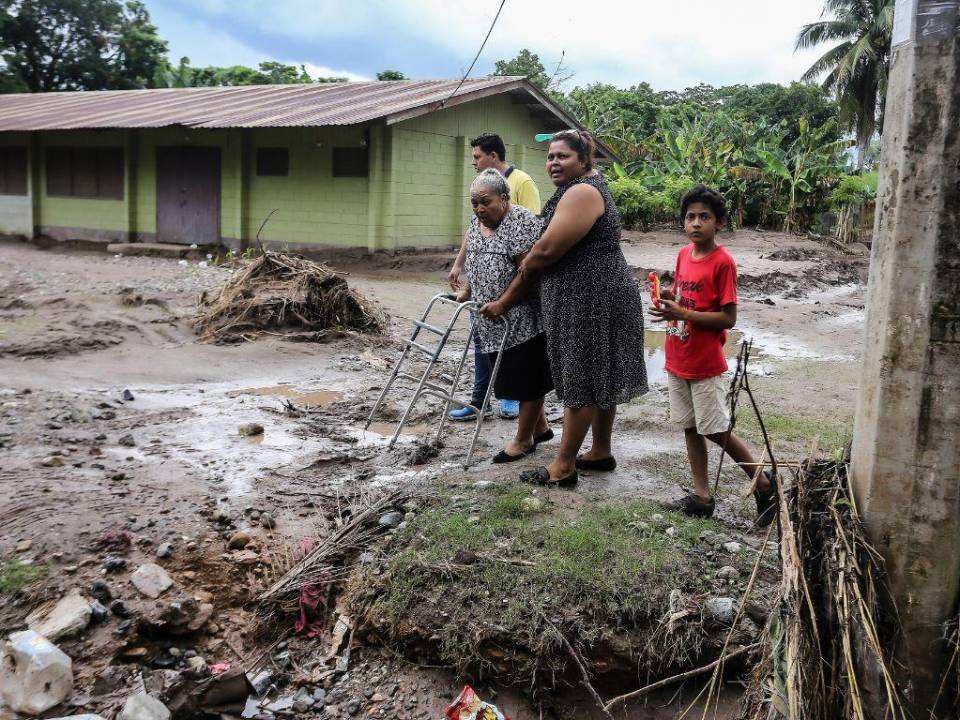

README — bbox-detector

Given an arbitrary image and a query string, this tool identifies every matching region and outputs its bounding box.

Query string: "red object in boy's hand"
[648,271,661,307]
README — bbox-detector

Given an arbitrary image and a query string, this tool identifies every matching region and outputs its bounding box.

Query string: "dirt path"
[0,231,867,719]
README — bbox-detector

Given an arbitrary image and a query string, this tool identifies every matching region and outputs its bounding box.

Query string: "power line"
[438,0,507,109]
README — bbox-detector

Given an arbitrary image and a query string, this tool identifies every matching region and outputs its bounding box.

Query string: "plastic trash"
[445,685,510,720]
[0,630,74,715]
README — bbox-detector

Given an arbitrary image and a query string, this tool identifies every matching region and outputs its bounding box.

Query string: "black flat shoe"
[753,470,778,528]
[492,445,536,464]
[519,466,578,487]
[672,493,716,519]
[575,455,616,472]
[533,429,554,444]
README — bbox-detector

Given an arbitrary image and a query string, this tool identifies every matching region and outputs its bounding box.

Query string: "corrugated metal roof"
[0,77,550,131]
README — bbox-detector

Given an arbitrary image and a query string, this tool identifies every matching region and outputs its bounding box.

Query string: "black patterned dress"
[538,173,648,408]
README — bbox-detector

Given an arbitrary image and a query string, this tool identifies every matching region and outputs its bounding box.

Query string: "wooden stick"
[542,615,615,720]
[603,643,760,712]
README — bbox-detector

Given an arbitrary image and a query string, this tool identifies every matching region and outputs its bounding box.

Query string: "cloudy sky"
[147,0,831,91]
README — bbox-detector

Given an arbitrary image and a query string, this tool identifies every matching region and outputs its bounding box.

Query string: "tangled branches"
[194,251,387,343]
[739,460,907,720]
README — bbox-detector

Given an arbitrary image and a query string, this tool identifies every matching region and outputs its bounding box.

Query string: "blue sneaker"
[448,405,492,422]
[498,399,520,419]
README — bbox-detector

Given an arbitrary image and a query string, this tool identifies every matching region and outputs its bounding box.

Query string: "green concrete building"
[0,78,607,253]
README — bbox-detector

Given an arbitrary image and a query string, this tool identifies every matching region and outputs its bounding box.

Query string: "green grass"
[735,408,853,452]
[352,483,754,683]
[0,561,46,595]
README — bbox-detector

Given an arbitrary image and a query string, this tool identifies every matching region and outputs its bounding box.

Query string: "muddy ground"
[0,228,868,719]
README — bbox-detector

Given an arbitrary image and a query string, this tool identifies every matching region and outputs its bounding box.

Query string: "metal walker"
[364,292,510,468]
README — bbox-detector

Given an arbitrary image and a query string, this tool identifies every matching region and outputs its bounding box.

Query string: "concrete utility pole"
[849,0,960,716]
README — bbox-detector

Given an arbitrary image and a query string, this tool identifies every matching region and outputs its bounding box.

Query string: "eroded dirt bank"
[0,230,866,719]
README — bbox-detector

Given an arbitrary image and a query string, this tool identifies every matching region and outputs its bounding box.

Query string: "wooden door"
[156,146,221,245]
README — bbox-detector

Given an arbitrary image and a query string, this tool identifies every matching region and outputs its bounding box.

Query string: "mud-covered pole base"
[849,1,960,716]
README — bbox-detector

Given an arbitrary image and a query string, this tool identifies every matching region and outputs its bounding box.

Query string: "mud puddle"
[230,384,345,407]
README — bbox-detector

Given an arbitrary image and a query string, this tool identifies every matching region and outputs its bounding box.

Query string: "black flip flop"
[533,429,555,444]
[575,455,616,472]
[492,445,536,464]
[519,466,578,487]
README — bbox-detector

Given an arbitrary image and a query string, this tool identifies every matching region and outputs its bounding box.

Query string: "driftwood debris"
[194,251,386,343]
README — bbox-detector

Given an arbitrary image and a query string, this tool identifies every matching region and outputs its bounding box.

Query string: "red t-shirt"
[664,244,738,380]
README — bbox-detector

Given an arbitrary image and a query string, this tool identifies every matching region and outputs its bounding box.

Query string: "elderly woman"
[517,130,647,486]
[456,168,554,462]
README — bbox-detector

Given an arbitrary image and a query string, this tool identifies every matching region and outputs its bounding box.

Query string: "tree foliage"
[153,58,346,88]
[0,0,168,91]
[376,69,406,80]
[795,0,894,165]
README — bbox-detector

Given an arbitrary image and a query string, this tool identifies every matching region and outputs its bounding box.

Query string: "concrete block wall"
[384,93,554,250]
[32,129,130,240]
[0,133,31,236]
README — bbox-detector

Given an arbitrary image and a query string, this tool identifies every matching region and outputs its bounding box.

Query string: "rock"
[26,588,92,641]
[155,543,173,559]
[119,693,171,720]
[110,600,132,618]
[705,597,737,624]
[292,687,315,713]
[0,630,74,715]
[41,455,64,467]
[717,566,740,580]
[228,530,251,550]
[16,540,32,552]
[122,389,135,402]
[50,715,108,719]
[378,511,403,529]
[346,699,361,715]
[90,580,112,602]
[473,480,495,490]
[722,541,743,553]
[519,497,544,514]
[312,687,327,703]
[103,556,128,573]
[232,550,260,565]
[89,600,109,623]
[118,434,136,447]
[131,563,174,599]
[249,670,273,695]
[264,695,295,713]
[238,423,264,437]
[259,513,276,529]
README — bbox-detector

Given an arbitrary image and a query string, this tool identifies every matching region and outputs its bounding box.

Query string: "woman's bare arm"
[479,253,531,318]
[519,185,603,277]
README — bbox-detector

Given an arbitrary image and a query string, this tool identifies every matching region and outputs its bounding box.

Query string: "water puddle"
[643,328,743,385]
[231,385,345,407]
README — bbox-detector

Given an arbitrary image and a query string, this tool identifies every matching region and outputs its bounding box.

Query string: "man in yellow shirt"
[447,132,542,422]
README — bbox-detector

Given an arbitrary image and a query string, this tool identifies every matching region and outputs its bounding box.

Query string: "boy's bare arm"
[648,301,737,330]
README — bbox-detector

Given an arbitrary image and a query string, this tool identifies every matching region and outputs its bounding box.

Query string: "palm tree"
[795,0,894,168]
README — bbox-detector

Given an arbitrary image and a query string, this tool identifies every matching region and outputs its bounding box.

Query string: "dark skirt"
[484,333,554,402]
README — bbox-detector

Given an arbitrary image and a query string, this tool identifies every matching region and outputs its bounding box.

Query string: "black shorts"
[485,333,554,402]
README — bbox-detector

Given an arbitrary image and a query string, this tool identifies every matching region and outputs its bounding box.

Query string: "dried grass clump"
[194,251,386,343]
[739,459,907,720]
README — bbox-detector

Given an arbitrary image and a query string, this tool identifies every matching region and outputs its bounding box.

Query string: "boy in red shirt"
[649,185,776,525]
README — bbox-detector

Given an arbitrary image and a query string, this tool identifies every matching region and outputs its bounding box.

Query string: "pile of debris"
[738,460,905,719]
[194,252,387,344]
